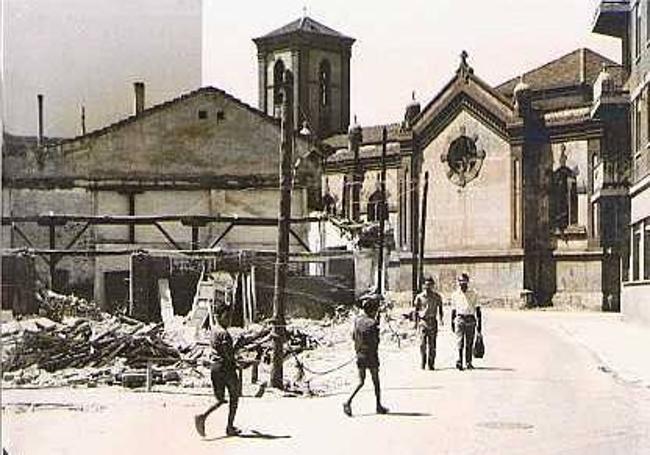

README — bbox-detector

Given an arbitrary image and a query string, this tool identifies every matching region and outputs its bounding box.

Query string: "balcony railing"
[593,159,628,193]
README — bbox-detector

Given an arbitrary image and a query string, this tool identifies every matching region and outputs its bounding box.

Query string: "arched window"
[323,192,336,215]
[319,60,331,133]
[551,166,578,231]
[367,188,388,222]
[273,59,285,107]
[319,60,331,108]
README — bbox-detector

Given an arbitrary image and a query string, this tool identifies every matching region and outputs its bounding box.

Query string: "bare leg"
[225,374,241,435]
[195,374,227,437]
[202,400,226,419]
[343,367,366,416]
[370,368,388,413]
[347,367,366,405]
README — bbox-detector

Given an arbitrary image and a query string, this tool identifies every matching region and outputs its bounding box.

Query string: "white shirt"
[451,288,479,316]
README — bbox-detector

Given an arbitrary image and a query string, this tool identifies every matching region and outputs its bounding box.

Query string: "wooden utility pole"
[418,171,429,290]
[377,127,388,294]
[270,69,294,389]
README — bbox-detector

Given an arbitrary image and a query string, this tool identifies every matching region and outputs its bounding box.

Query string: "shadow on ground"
[205,430,292,441]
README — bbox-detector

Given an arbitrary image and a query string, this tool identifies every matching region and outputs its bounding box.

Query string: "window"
[342,175,349,218]
[592,202,599,240]
[319,60,331,108]
[645,222,650,280]
[367,188,387,222]
[636,97,643,152]
[198,109,208,120]
[323,192,336,215]
[644,86,650,145]
[632,223,641,281]
[273,59,285,107]
[319,59,331,133]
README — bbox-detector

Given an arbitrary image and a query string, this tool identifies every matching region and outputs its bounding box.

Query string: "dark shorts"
[356,354,379,369]
[211,362,239,402]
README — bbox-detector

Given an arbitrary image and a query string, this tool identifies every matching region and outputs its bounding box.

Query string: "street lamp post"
[270,69,294,389]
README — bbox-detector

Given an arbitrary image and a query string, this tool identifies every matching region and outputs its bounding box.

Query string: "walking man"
[194,303,242,437]
[450,273,482,370]
[343,294,389,417]
[414,276,444,370]
[194,304,269,437]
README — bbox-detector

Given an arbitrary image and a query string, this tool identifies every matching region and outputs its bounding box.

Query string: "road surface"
[3,310,650,454]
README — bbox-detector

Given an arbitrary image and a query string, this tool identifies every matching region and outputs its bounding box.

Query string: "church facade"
[262,16,630,309]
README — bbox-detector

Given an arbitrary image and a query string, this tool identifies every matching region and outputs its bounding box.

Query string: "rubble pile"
[1,296,414,395]
[2,316,180,375]
[1,313,323,389]
[36,290,102,322]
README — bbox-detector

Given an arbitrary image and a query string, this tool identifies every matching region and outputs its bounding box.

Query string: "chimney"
[134,82,145,115]
[81,105,86,135]
[37,94,44,146]
[579,48,586,85]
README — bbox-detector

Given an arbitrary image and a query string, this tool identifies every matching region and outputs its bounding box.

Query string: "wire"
[289,350,356,377]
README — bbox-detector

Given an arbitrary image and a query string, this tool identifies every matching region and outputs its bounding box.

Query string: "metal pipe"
[37,94,44,147]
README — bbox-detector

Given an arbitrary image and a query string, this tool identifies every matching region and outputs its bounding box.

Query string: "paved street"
[4,309,650,455]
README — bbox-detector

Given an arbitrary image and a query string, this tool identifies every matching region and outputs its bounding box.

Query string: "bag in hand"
[473,333,485,359]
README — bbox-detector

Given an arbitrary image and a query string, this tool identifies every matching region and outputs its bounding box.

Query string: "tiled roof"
[496,48,622,97]
[323,123,403,149]
[258,16,353,40]
[325,142,401,164]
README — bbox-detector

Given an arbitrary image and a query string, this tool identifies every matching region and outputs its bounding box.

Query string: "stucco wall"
[419,259,524,305]
[630,180,650,224]
[421,109,513,252]
[553,256,603,310]
[35,89,312,182]
[621,283,650,325]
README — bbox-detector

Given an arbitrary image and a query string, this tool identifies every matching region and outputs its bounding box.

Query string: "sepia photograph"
[1,0,650,453]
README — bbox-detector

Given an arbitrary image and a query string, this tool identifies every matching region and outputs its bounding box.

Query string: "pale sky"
[4,0,202,137]
[203,0,621,127]
[4,0,621,137]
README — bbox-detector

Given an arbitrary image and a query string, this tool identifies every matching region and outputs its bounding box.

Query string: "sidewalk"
[504,309,650,388]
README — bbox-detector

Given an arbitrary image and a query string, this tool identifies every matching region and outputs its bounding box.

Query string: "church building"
[255,16,630,309]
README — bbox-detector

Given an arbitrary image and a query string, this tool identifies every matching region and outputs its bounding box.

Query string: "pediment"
[413,67,514,149]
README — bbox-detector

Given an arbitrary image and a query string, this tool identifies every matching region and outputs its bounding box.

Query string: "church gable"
[420,107,514,252]
[413,53,513,149]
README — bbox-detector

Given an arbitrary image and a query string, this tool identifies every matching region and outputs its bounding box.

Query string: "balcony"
[592,0,629,38]
[591,65,628,118]
[592,159,628,201]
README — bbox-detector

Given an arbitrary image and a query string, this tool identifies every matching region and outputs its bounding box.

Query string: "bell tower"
[253,16,355,139]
